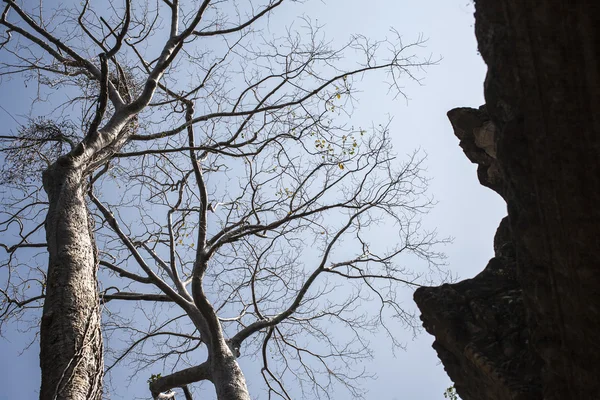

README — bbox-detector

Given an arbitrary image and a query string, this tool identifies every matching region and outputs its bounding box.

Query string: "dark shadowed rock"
[414,1,600,399]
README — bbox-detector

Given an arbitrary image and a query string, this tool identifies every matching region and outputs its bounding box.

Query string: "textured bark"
[40,164,103,400]
[149,362,212,396]
[149,342,249,399]
[211,347,251,400]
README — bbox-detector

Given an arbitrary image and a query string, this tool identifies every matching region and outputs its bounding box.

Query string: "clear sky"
[0,0,505,399]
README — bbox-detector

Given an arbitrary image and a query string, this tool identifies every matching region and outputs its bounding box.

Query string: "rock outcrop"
[414,1,600,400]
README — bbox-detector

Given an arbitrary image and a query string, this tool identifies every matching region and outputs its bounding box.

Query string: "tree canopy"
[0,0,445,398]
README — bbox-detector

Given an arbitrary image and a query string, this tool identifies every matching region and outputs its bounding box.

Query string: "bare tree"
[0,1,443,399]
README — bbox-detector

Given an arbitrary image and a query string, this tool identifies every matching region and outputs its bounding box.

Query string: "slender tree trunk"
[39,163,103,400]
[211,344,251,400]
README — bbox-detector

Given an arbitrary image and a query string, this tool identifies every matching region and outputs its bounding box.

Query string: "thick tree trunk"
[39,164,103,400]
[211,347,251,400]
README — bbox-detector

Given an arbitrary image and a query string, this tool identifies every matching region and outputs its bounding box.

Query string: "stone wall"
[414,1,600,399]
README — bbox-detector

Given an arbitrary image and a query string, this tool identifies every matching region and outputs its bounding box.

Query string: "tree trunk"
[211,348,251,400]
[39,163,103,400]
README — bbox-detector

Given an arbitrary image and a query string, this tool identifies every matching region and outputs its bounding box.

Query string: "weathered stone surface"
[416,108,543,400]
[447,107,505,198]
[414,1,600,399]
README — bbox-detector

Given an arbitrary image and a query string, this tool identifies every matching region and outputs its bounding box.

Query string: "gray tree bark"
[40,163,103,400]
[211,346,251,400]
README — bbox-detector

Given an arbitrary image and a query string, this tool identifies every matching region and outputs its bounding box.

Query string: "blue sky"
[0,0,505,398]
